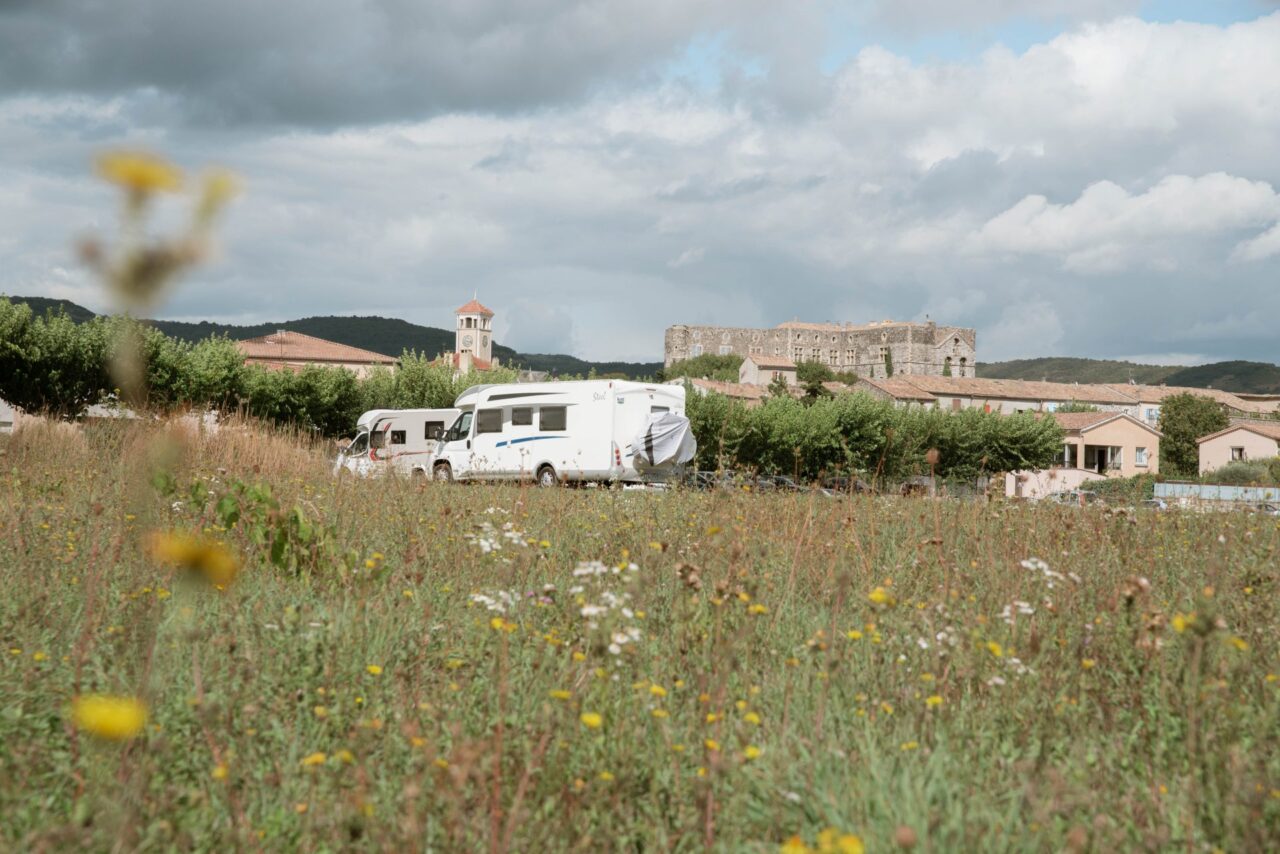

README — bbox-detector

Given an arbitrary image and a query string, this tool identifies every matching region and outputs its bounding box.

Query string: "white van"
[431,380,693,486]
[335,408,461,477]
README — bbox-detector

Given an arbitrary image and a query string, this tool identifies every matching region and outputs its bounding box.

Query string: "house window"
[1144,408,1159,422]
[958,357,967,377]
[475,409,503,434]
[1231,446,1246,461]
[718,345,732,355]
[389,430,406,445]
[1135,447,1148,467]
[691,344,703,357]
[540,406,567,431]
[511,407,532,426]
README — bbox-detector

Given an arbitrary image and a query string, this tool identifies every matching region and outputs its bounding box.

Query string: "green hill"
[2,295,662,379]
[980,356,1280,393]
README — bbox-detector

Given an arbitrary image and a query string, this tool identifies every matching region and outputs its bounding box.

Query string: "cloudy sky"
[1,0,1278,364]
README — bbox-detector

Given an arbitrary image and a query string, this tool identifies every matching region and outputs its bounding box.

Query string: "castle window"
[829,349,837,364]
[691,344,703,357]
[718,345,732,356]
[845,349,855,364]
[959,357,967,377]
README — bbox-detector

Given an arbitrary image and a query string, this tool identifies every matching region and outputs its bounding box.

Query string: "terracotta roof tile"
[237,331,397,365]
[1197,420,1280,443]
[899,376,1138,404]
[856,376,937,401]
[746,355,796,369]
[456,299,495,317]
[1100,383,1266,413]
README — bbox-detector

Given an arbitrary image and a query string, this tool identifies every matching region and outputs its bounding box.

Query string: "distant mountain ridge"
[978,357,1280,394]
[5,296,663,380]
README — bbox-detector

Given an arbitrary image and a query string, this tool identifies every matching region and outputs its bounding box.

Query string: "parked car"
[1250,502,1280,516]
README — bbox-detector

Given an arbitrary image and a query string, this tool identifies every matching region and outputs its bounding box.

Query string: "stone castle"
[664,319,977,379]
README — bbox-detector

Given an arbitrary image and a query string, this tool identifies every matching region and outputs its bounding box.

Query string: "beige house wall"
[1198,430,1280,475]
[1005,468,1106,499]
[1065,419,1160,477]
[739,358,796,386]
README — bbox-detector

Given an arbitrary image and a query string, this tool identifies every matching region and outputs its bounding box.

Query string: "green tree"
[1055,401,1099,413]
[1157,393,1228,477]
[884,349,894,378]
[795,360,833,385]
[767,374,791,399]
[660,353,743,383]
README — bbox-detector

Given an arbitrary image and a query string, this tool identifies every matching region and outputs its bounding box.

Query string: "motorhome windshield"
[444,411,473,442]
[346,432,369,456]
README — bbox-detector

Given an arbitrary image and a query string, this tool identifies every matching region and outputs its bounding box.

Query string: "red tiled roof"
[902,376,1137,404]
[1099,383,1267,414]
[1050,411,1161,436]
[456,299,495,317]
[1197,420,1280,444]
[746,355,796,370]
[237,331,397,365]
[857,376,938,401]
[444,352,493,371]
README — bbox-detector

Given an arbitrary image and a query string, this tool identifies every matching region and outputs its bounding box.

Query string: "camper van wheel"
[536,465,558,488]
[433,463,453,483]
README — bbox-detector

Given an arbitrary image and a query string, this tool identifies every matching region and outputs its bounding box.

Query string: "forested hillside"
[2,296,661,379]
[980,356,1280,393]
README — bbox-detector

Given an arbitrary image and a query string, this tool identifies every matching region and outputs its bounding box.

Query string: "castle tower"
[455,297,495,366]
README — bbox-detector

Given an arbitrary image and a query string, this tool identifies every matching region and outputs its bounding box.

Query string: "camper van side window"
[539,406,567,431]
[476,409,503,434]
[511,407,532,426]
[425,422,444,440]
[651,406,669,414]
[390,430,406,445]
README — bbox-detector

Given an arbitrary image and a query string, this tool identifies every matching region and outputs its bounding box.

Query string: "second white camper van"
[335,408,461,477]
[431,380,693,485]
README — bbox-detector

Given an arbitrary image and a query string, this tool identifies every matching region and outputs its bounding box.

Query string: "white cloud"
[970,174,1280,272]
[1231,221,1280,262]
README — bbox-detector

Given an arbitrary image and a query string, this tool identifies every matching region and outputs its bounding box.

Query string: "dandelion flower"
[744,711,762,726]
[366,665,383,676]
[868,587,896,607]
[580,712,603,729]
[1081,659,1096,670]
[651,709,669,719]
[211,764,229,781]
[986,641,1004,658]
[146,531,240,587]
[549,689,572,701]
[649,684,667,698]
[96,151,183,194]
[71,695,148,741]
[748,603,768,615]
[336,749,355,764]
[704,738,720,752]
[900,741,919,751]
[743,745,762,761]
[301,752,327,767]
[780,836,811,854]
[925,695,943,708]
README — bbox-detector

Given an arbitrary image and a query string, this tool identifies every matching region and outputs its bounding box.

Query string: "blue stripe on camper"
[494,436,565,449]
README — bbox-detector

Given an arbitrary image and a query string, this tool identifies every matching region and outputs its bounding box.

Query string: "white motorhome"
[335,408,460,477]
[431,380,694,486]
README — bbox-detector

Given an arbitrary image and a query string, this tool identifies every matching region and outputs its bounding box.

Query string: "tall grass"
[1,418,1277,851]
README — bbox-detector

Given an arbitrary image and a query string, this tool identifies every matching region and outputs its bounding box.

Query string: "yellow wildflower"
[650,684,668,698]
[549,689,572,700]
[146,531,240,587]
[704,738,720,752]
[71,695,148,741]
[1228,636,1248,651]
[900,741,919,751]
[580,712,603,730]
[925,695,943,708]
[748,603,768,615]
[1081,659,1096,670]
[846,629,863,640]
[651,708,669,719]
[986,641,1004,658]
[300,752,327,767]
[744,745,762,761]
[744,711,762,726]
[572,651,587,662]
[868,587,896,606]
[780,836,812,854]
[211,764,229,781]
[295,803,309,814]
[336,749,355,764]
[96,151,183,194]
[366,665,383,676]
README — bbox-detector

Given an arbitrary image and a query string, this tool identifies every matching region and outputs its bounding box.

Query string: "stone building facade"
[664,320,977,379]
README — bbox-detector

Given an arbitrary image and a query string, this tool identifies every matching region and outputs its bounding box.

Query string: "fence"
[1154,483,1280,503]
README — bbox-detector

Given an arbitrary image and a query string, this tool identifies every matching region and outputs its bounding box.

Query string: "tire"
[433,463,453,483]
[536,465,558,488]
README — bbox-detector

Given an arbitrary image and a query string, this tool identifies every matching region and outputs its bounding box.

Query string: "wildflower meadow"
[1,417,1277,852]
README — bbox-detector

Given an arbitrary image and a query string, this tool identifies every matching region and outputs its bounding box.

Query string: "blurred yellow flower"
[336,749,355,764]
[580,712,603,729]
[900,741,919,751]
[748,603,768,615]
[71,694,147,741]
[704,739,720,752]
[925,695,943,708]
[549,689,572,700]
[146,531,240,587]
[211,764,229,781]
[868,587,896,606]
[366,665,383,676]
[986,641,1004,658]
[780,836,812,854]
[1081,659,1096,670]
[598,770,614,781]
[744,745,762,760]
[649,684,667,698]
[96,151,183,194]
[1228,636,1248,651]
[295,802,309,814]
[301,752,327,767]
[744,711,762,726]
[313,705,328,718]
[651,709,669,719]
[846,630,863,640]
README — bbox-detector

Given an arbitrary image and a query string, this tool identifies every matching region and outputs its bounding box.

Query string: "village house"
[1005,411,1161,498]
[1197,421,1280,474]
[738,355,797,386]
[237,330,397,378]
